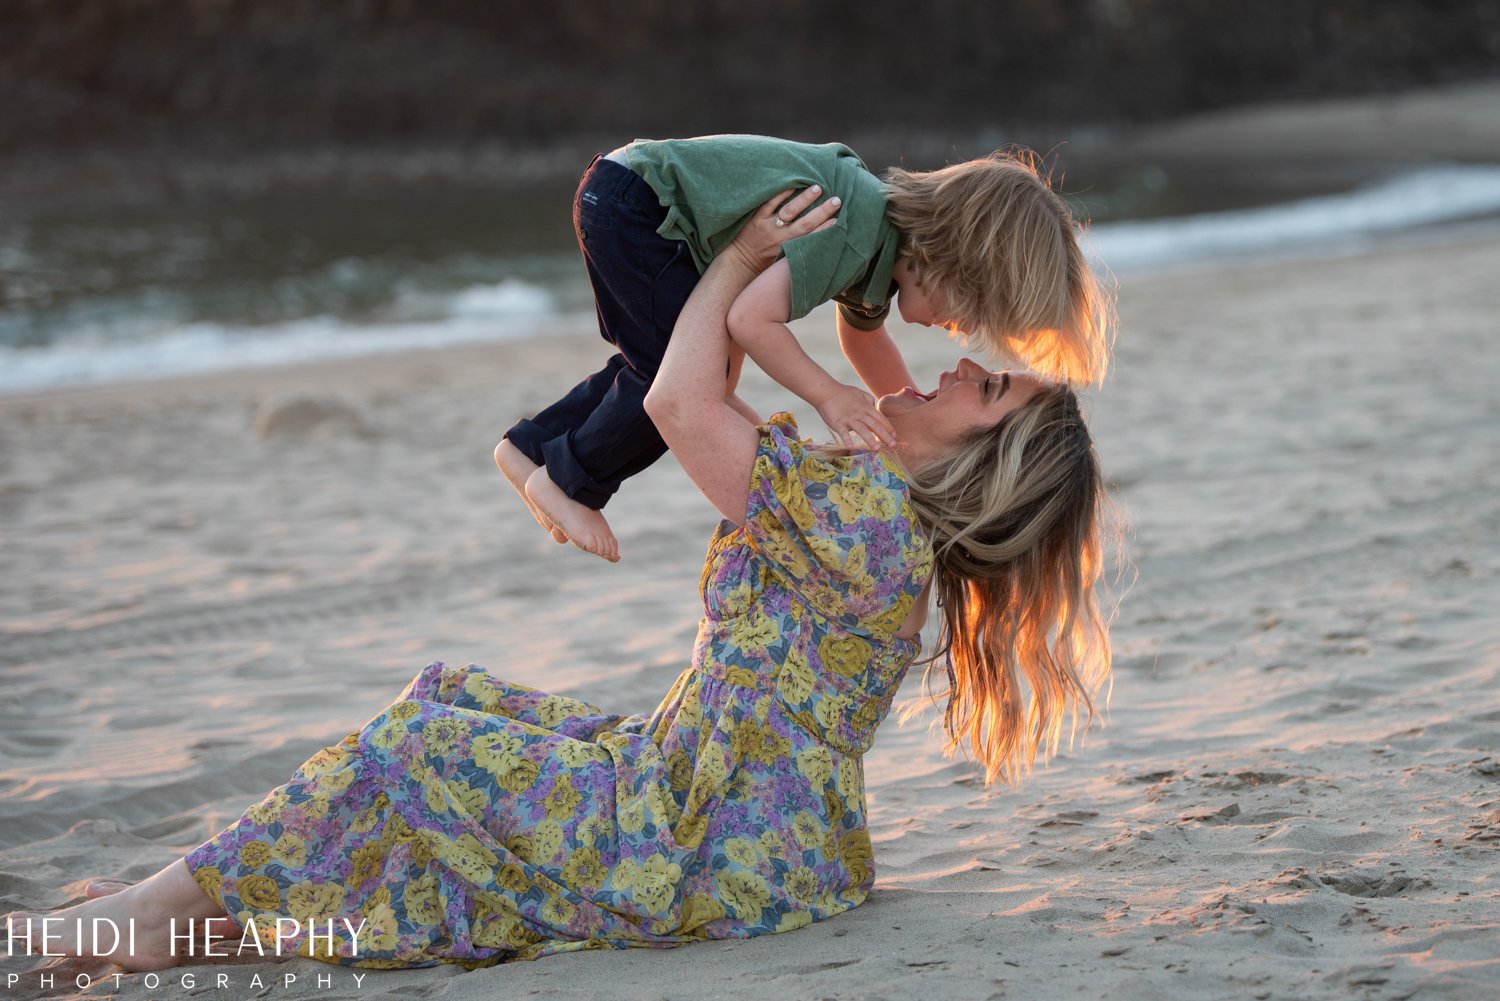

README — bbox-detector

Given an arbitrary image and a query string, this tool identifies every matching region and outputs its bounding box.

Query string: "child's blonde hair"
[884,150,1113,385]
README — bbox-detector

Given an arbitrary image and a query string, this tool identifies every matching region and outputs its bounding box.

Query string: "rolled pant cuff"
[540,434,613,511]
[502,419,550,467]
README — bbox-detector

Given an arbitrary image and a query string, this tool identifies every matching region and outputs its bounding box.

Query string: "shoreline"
[7,209,1500,408]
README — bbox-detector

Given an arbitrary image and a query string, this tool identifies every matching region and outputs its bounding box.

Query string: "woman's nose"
[956,358,985,379]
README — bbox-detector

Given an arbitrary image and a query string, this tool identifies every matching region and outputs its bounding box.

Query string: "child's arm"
[726,260,896,449]
[836,311,918,398]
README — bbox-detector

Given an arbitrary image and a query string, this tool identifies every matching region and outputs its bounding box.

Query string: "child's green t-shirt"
[624,135,901,330]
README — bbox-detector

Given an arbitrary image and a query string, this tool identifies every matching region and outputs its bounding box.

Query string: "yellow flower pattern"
[402,874,442,926]
[240,841,272,868]
[237,874,281,912]
[184,415,930,969]
[561,846,607,890]
[287,880,346,922]
[271,833,307,868]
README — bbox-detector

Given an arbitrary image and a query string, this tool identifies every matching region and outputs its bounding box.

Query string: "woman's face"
[878,358,1049,462]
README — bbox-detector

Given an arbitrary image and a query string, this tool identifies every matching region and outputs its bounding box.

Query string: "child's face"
[892,257,955,331]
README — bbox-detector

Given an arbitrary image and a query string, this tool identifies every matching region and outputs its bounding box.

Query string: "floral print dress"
[184,414,934,968]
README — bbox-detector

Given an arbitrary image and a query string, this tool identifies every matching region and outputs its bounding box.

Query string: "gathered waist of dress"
[690,620,905,757]
[692,621,777,696]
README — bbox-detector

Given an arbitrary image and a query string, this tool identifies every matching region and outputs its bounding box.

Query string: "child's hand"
[727,186,841,273]
[816,383,896,450]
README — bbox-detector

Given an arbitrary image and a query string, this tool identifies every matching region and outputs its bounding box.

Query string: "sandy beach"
[4,88,1500,999]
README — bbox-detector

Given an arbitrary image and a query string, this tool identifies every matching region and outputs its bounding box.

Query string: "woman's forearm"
[644,187,842,520]
[643,249,765,523]
[644,253,758,426]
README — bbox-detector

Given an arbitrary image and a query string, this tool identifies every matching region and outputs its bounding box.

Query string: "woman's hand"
[724,186,841,273]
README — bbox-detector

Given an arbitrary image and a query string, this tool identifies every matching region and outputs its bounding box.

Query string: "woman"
[4,190,1111,972]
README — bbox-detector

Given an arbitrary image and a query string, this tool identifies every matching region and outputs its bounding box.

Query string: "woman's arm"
[644,189,838,524]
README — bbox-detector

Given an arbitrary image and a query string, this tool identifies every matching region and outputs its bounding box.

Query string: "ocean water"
[4,164,1500,394]
[1086,164,1500,276]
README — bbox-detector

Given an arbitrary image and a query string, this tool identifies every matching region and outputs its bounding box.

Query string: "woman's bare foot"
[83,879,130,899]
[6,898,179,971]
[3,861,225,972]
[524,468,619,562]
[494,439,569,544]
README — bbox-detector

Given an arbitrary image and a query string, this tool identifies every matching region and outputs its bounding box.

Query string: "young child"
[496,134,1111,561]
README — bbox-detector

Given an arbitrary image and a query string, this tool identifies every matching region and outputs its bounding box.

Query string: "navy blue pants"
[503,156,701,510]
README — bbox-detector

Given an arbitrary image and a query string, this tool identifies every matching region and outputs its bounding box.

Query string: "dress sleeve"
[743,414,925,629]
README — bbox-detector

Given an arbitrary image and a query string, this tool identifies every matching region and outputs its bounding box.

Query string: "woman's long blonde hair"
[901,383,1112,786]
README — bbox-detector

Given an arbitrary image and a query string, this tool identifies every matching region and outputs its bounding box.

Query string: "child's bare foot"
[524,468,619,562]
[494,439,568,544]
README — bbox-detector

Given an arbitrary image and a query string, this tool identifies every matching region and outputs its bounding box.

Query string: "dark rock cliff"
[4,0,1498,157]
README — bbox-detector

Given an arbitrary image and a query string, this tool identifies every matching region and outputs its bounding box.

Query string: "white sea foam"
[1086,165,1500,276]
[0,279,567,393]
